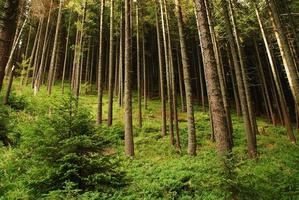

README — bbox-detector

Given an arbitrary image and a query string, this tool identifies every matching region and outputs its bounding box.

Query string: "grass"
[0,80,299,199]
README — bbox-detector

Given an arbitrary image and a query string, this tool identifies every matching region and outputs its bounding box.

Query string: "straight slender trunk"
[205,0,233,148]
[159,0,174,144]
[107,0,115,126]
[47,0,62,95]
[267,0,299,111]
[5,17,27,80]
[118,6,124,107]
[25,20,41,86]
[221,0,257,158]
[163,0,180,149]
[124,0,134,156]
[177,47,186,112]
[3,66,15,105]
[253,38,275,124]
[229,0,258,140]
[31,18,44,88]
[142,36,148,110]
[175,0,196,155]
[0,0,20,91]
[255,3,296,142]
[21,25,32,86]
[71,27,79,90]
[84,37,91,94]
[194,9,206,112]
[226,45,241,117]
[156,9,166,137]
[89,44,95,92]
[114,38,119,96]
[136,3,142,128]
[97,0,105,125]
[62,16,71,94]
[73,1,87,99]
[194,0,231,156]
[34,1,53,95]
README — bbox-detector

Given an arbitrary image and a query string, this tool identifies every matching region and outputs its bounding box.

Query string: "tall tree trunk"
[118,6,124,107]
[255,3,296,142]
[221,0,257,158]
[5,17,27,80]
[159,0,174,145]
[163,0,180,149]
[47,0,62,95]
[177,46,186,112]
[62,16,71,94]
[3,65,15,105]
[156,9,166,137]
[194,0,231,156]
[34,1,53,95]
[136,2,142,128]
[194,9,206,112]
[124,0,134,156]
[205,0,233,148]
[107,0,115,126]
[97,0,105,125]
[25,20,41,86]
[20,24,32,86]
[266,0,299,114]
[142,36,148,110]
[253,37,275,125]
[226,45,241,117]
[73,1,87,99]
[229,0,258,140]
[175,0,196,155]
[0,0,20,91]
[31,18,44,88]
[84,37,91,94]
[89,43,95,93]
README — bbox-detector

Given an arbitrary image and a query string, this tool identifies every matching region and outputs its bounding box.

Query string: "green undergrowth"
[0,82,299,199]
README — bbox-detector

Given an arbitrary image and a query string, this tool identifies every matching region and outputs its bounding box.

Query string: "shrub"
[0,105,11,146]
[7,92,27,111]
[100,123,125,144]
[26,96,127,197]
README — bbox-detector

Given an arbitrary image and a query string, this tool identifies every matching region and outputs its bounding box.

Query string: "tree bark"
[97,0,105,125]
[124,0,134,156]
[118,6,124,107]
[47,0,62,95]
[194,0,231,155]
[155,9,166,137]
[107,0,115,126]
[175,0,196,155]
[136,2,142,128]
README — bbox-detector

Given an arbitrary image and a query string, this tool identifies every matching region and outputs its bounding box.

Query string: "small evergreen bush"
[26,96,126,197]
[0,105,11,146]
[7,92,27,111]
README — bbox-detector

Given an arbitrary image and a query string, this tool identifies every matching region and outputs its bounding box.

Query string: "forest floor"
[0,82,299,200]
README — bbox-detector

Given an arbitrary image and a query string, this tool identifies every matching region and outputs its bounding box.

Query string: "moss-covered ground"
[0,82,299,199]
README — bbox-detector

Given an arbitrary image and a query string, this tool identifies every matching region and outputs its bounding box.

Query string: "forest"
[0,0,299,199]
